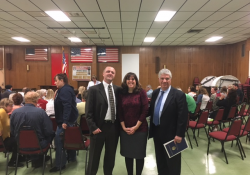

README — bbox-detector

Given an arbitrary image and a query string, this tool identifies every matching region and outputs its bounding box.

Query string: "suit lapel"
[99,83,108,104]
[161,88,174,115]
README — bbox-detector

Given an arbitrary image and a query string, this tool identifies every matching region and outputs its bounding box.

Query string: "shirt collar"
[160,85,171,93]
[103,80,113,89]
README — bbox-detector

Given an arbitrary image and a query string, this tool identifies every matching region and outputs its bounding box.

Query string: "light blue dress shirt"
[154,86,171,124]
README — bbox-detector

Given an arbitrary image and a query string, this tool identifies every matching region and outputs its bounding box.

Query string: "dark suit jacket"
[148,87,188,144]
[85,83,120,134]
[1,90,12,99]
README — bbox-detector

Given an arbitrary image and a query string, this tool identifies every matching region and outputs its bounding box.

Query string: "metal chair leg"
[192,129,198,147]
[42,154,46,175]
[15,153,19,175]
[207,137,211,155]
[186,130,193,149]
[221,142,228,164]
[6,152,9,175]
[50,147,52,167]
[238,139,245,158]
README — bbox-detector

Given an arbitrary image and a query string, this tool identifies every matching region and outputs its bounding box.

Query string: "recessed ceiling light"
[155,11,176,21]
[144,37,155,42]
[45,11,71,21]
[205,36,223,42]
[12,37,30,42]
[68,37,82,42]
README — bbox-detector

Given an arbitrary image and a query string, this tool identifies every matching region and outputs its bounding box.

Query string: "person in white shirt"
[87,75,101,90]
[44,89,55,116]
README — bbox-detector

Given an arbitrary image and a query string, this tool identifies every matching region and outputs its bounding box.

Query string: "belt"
[104,120,115,124]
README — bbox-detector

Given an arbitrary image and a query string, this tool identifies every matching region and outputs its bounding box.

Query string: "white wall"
[122,54,139,80]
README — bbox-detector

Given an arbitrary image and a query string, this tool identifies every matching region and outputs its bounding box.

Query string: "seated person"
[0,98,24,167]
[77,86,85,101]
[36,90,48,110]
[196,87,210,110]
[11,92,54,167]
[74,89,82,103]
[177,87,196,114]
[1,85,13,99]
[233,83,243,103]
[45,89,55,116]
[187,85,196,97]
[9,93,23,115]
[76,90,88,124]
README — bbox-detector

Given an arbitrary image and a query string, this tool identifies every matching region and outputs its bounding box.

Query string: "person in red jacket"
[36,90,48,110]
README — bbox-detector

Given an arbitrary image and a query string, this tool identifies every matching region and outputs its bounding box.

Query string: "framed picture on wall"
[72,66,91,81]
[97,47,119,63]
[25,47,48,61]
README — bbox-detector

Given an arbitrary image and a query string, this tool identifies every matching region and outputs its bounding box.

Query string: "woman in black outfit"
[216,88,237,120]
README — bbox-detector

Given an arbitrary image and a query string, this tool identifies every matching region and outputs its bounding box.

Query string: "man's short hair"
[36,90,44,98]
[25,92,39,104]
[146,85,152,89]
[82,90,88,101]
[74,89,79,96]
[158,69,172,79]
[5,85,12,89]
[233,83,239,88]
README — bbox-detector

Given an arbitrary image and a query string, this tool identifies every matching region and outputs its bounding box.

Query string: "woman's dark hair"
[24,88,31,95]
[227,89,237,103]
[121,72,141,94]
[198,87,208,95]
[55,73,68,84]
[12,93,23,105]
[189,86,196,92]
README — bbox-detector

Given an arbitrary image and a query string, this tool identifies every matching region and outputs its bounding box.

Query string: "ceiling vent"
[187,29,204,33]
[65,12,85,17]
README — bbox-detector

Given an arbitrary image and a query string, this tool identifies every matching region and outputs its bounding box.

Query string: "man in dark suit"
[1,85,13,99]
[149,69,188,175]
[86,66,120,175]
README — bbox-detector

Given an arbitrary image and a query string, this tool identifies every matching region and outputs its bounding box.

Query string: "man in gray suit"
[86,66,120,175]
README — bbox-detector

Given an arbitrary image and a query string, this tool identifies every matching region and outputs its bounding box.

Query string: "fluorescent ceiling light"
[205,36,223,42]
[68,37,82,42]
[144,37,155,42]
[45,11,71,21]
[12,37,30,42]
[155,11,176,21]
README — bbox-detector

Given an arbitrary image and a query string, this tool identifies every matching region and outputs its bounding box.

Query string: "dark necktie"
[108,85,115,122]
[153,91,165,126]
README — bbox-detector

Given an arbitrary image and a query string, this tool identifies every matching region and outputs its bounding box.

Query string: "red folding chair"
[0,136,9,175]
[188,110,209,146]
[205,100,213,112]
[221,105,237,128]
[190,102,201,121]
[207,119,243,164]
[50,116,57,132]
[15,126,52,175]
[80,114,90,136]
[207,108,224,132]
[60,126,90,175]
[236,103,246,119]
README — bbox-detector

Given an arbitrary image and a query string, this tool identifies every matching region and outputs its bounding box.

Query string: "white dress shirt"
[102,81,116,120]
[87,80,101,90]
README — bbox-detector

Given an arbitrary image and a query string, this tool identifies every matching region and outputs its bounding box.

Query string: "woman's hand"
[127,126,138,135]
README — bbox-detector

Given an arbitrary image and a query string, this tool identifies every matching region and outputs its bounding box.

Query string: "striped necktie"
[108,85,115,122]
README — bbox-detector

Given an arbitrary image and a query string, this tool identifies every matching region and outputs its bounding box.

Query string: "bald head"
[25,91,39,105]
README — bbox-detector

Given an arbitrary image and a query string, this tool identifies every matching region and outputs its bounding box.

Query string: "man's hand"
[174,136,182,144]
[92,128,102,135]
[62,123,67,129]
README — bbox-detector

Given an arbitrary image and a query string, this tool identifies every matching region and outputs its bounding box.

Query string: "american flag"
[97,48,119,62]
[62,47,67,73]
[25,48,47,61]
[71,47,93,63]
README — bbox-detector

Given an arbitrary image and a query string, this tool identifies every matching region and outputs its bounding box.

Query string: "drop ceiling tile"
[151,22,168,29]
[24,28,45,33]
[132,41,142,45]
[69,17,87,22]
[123,34,134,38]
[98,0,119,11]
[199,0,231,11]
[199,27,219,33]
[39,28,58,34]
[179,33,197,37]
[210,20,233,27]
[154,37,167,42]
[109,29,122,33]
[74,22,92,28]
[121,12,138,21]
[52,0,80,11]
[123,41,133,45]
[140,0,164,11]
[110,34,122,38]
[206,12,232,20]
[8,12,35,20]
[0,12,19,20]
[165,21,185,28]
[169,33,183,37]
[181,21,200,28]
[223,12,250,20]
[136,22,152,28]
[89,22,106,28]
[135,29,149,33]
[225,21,249,28]
[122,29,136,33]
[239,22,250,28]
[29,0,60,11]
[179,0,208,11]
[122,22,136,28]
[114,42,123,45]
[174,38,188,42]
[195,20,216,28]
[123,38,133,42]
[0,1,21,11]
[225,27,248,34]
[138,12,158,21]
[164,37,177,42]
[41,21,62,27]
[189,12,214,20]
[171,28,188,33]
[25,21,48,28]
[134,33,147,38]
[103,12,120,21]
[238,3,250,11]
[219,0,250,11]
[171,12,195,20]
[74,1,99,12]
[161,28,177,33]
[84,12,104,21]
[120,0,140,11]
[160,0,186,11]
[106,22,121,28]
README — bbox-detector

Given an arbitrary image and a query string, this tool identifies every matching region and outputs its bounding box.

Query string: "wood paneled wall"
[3,39,250,93]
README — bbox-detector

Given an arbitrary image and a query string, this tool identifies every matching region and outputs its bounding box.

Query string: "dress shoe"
[49,166,66,172]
